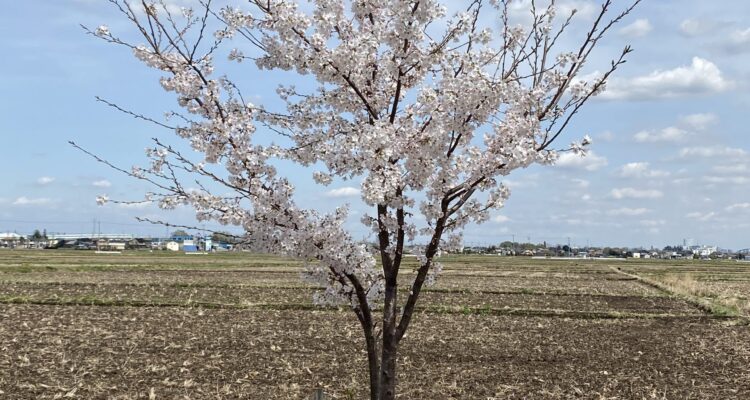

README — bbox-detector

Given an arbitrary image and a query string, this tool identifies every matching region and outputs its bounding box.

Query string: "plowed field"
[1,251,748,399]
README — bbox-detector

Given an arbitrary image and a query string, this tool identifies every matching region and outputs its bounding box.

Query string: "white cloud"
[12,197,52,206]
[633,127,688,143]
[92,180,112,188]
[679,146,747,159]
[618,162,670,179]
[703,176,750,185]
[686,211,716,221]
[555,151,608,171]
[571,178,590,188]
[508,0,598,23]
[679,19,716,37]
[503,177,539,189]
[619,19,652,38]
[607,207,651,216]
[619,162,648,178]
[37,176,55,185]
[581,194,591,201]
[679,20,750,53]
[492,215,510,223]
[712,164,748,174]
[610,188,663,200]
[679,113,718,131]
[728,27,750,49]
[640,219,666,227]
[556,0,599,19]
[602,57,731,100]
[325,187,361,198]
[597,131,616,142]
[726,203,750,212]
[130,0,195,16]
[117,202,152,209]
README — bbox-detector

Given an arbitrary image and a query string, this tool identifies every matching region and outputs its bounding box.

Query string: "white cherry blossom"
[85,1,640,398]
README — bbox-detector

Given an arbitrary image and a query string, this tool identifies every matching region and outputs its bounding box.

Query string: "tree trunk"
[365,332,380,400]
[377,341,398,400]
[377,277,399,400]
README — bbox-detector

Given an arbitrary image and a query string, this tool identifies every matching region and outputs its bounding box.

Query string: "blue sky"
[1,1,749,249]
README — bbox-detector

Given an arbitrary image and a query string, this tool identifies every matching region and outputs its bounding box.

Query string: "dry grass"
[659,273,749,316]
[661,274,713,297]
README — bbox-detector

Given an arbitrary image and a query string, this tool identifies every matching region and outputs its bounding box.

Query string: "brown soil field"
[0,282,698,315]
[0,269,664,296]
[0,270,316,287]
[433,275,664,296]
[1,305,748,399]
[0,250,748,399]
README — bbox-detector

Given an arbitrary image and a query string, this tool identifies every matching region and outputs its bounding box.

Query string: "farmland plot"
[621,262,750,316]
[0,250,748,399]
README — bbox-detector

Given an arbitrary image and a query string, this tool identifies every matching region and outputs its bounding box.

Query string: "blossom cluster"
[95,0,622,309]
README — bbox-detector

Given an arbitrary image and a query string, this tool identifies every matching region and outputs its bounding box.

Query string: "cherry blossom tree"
[80,1,639,398]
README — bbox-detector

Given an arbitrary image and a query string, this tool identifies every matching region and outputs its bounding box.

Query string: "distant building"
[171,234,194,242]
[47,233,134,240]
[689,245,718,258]
[166,241,180,251]
[100,241,126,251]
[0,232,24,247]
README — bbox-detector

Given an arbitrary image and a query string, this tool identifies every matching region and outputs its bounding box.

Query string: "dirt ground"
[1,305,748,399]
[0,282,696,314]
[1,251,749,399]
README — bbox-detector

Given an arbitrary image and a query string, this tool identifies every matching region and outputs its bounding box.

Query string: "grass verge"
[611,266,748,322]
